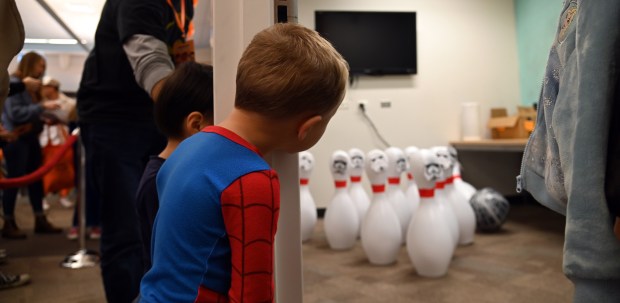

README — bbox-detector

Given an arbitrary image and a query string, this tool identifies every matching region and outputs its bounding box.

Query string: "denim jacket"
[518,0,620,282]
[2,76,43,134]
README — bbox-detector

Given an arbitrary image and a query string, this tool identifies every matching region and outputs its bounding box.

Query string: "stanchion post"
[61,128,100,269]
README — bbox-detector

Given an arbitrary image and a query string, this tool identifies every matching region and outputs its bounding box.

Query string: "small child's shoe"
[88,227,101,240]
[67,227,78,240]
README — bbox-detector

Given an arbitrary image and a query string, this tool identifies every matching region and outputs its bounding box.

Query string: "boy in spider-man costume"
[139,23,349,302]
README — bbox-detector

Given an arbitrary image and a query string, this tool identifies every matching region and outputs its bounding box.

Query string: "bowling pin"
[448,146,477,200]
[404,146,421,225]
[360,149,402,265]
[406,149,455,278]
[439,146,476,245]
[385,147,413,243]
[431,147,460,248]
[299,151,317,242]
[348,148,370,235]
[324,150,359,250]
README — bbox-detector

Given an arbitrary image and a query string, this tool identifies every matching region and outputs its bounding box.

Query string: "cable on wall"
[358,103,391,148]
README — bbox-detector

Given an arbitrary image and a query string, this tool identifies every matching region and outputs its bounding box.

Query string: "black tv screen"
[315,11,417,76]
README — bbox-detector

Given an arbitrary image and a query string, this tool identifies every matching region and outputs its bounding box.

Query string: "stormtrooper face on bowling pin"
[299,151,315,179]
[348,148,365,177]
[365,149,388,184]
[424,162,442,182]
[330,150,351,181]
[385,147,408,178]
[447,146,461,173]
[367,151,387,173]
[432,147,451,169]
[409,149,441,189]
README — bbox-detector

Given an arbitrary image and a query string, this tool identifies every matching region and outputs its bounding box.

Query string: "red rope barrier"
[0,134,78,189]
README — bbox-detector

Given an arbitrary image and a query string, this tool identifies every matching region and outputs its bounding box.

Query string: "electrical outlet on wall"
[357,99,368,111]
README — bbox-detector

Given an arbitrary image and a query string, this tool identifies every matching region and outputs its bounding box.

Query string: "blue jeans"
[80,122,165,303]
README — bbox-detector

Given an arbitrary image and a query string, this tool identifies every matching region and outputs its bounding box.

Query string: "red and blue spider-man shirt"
[140,126,280,303]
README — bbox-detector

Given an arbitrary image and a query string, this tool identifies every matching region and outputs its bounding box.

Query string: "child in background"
[39,76,76,209]
[135,62,214,273]
[139,23,348,303]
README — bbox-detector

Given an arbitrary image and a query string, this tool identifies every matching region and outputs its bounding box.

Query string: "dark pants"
[2,134,44,216]
[71,121,101,228]
[80,122,165,303]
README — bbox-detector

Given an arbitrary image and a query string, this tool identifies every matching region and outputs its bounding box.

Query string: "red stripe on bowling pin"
[419,188,435,198]
[387,178,400,185]
[334,180,347,188]
[371,184,385,193]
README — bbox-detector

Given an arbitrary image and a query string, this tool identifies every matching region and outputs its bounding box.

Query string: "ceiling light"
[25,38,79,45]
[66,2,95,14]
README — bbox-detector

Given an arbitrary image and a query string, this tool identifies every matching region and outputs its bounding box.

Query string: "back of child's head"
[155,62,214,139]
[235,23,349,119]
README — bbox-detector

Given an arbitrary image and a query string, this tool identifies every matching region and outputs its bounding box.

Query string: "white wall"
[299,0,521,208]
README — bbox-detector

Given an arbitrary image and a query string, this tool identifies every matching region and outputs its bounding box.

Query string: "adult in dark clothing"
[76,0,195,301]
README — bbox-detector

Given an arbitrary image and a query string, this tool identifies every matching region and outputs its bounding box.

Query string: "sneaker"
[89,227,101,240]
[0,272,30,290]
[67,227,78,240]
[59,197,74,208]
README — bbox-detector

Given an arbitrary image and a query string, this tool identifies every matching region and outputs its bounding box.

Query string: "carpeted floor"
[0,195,572,303]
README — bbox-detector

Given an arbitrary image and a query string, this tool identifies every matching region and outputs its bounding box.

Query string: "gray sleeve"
[123,34,174,95]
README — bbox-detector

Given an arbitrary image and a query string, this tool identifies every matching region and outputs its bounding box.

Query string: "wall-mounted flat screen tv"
[315,11,417,76]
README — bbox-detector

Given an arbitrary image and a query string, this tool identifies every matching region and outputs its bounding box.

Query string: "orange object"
[42,128,74,194]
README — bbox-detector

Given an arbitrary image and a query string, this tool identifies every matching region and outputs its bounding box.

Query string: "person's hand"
[12,124,32,137]
[0,125,17,142]
[42,101,60,110]
[23,77,41,93]
[614,217,620,242]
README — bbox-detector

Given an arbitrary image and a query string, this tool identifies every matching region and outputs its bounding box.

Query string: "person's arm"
[122,34,174,100]
[221,170,280,302]
[8,81,24,96]
[4,91,45,124]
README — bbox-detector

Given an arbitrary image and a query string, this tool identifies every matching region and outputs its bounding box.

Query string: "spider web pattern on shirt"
[216,169,280,303]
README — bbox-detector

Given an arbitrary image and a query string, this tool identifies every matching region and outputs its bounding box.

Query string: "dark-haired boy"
[135,61,214,273]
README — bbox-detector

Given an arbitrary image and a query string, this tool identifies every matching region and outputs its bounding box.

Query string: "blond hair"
[235,23,349,119]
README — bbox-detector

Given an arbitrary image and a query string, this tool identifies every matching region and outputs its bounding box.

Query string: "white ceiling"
[16,0,212,54]
[17,0,106,52]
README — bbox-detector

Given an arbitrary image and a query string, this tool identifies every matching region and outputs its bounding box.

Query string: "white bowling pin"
[440,146,476,245]
[404,146,421,225]
[299,151,317,242]
[348,148,370,235]
[324,150,359,250]
[385,147,413,243]
[448,146,477,200]
[360,149,402,265]
[431,147,460,248]
[406,149,455,278]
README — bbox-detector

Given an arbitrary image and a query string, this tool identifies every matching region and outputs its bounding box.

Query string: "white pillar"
[212,1,303,302]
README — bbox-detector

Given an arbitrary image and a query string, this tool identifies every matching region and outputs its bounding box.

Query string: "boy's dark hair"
[235,23,349,119]
[155,62,214,139]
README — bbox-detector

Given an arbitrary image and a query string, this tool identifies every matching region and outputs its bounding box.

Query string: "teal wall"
[514,0,563,105]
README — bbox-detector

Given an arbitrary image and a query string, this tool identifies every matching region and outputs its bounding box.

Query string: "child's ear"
[297,115,323,141]
[185,111,205,135]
